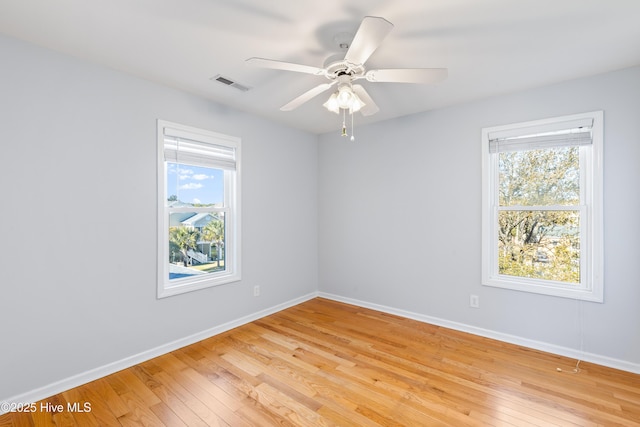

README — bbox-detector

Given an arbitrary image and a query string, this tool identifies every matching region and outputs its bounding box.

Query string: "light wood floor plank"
[2,297,639,426]
[148,401,189,427]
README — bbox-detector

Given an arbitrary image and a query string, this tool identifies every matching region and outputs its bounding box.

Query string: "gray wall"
[318,65,640,367]
[0,35,318,400]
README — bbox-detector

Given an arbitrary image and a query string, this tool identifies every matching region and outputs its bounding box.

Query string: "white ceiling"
[1,0,640,134]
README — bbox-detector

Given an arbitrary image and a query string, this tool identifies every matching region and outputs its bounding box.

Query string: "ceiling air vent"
[211,74,251,92]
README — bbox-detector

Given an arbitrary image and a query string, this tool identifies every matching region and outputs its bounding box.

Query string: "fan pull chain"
[350,109,355,141]
[341,109,347,137]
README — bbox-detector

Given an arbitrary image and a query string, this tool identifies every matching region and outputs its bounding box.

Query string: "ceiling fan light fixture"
[322,93,340,114]
[336,86,354,109]
[323,85,365,114]
[349,93,365,113]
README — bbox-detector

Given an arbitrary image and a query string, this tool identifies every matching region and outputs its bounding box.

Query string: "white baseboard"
[318,292,640,375]
[0,292,318,414]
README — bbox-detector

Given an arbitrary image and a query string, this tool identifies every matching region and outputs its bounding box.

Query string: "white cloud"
[192,174,212,180]
[179,183,203,190]
[192,198,201,204]
[177,168,194,180]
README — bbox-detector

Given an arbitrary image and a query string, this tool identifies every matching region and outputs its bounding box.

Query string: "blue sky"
[167,162,224,205]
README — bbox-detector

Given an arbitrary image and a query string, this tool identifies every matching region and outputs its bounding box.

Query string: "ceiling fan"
[246,16,448,117]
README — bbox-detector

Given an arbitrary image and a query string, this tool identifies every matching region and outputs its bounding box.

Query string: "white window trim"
[481,111,603,302]
[157,120,241,298]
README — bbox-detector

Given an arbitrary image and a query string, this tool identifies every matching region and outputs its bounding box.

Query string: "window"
[157,120,241,298]
[481,111,603,301]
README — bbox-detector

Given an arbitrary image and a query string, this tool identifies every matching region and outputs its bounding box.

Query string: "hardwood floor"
[2,297,639,426]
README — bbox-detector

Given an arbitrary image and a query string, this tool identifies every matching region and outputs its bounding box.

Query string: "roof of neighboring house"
[181,213,215,227]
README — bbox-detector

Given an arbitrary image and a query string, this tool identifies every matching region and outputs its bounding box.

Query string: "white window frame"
[481,111,603,302]
[157,120,241,298]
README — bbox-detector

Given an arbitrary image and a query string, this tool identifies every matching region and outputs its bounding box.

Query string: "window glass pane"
[498,210,580,283]
[168,212,226,281]
[166,162,225,207]
[499,146,580,206]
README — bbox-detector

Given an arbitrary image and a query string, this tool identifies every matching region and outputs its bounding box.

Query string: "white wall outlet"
[469,294,480,308]
[253,285,260,297]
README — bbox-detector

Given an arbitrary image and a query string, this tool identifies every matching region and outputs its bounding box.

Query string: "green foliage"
[499,147,579,206]
[168,215,225,267]
[497,147,581,284]
[202,218,225,265]
[202,219,224,245]
[169,226,199,260]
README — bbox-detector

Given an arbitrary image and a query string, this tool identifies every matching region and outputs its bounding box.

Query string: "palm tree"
[202,219,225,268]
[169,227,199,266]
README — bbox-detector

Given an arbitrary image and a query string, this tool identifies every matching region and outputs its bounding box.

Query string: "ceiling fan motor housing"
[324,59,365,80]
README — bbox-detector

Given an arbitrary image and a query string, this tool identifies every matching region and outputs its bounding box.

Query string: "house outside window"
[157,120,241,298]
[481,111,603,302]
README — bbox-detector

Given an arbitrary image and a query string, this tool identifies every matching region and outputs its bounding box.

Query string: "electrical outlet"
[469,294,480,308]
[253,285,260,297]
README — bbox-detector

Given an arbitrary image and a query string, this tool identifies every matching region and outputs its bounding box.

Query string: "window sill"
[482,275,603,302]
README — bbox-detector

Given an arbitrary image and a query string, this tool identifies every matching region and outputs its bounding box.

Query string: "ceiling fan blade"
[246,57,325,76]
[365,68,448,84]
[280,82,337,111]
[344,16,394,66]
[352,85,379,116]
